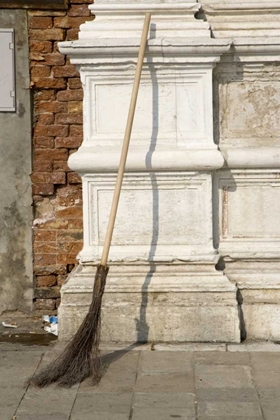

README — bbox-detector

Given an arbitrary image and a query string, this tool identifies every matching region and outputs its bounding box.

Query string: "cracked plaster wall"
[0,9,33,314]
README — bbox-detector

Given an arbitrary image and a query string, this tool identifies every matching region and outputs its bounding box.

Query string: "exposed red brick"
[35,148,68,162]
[35,299,56,310]
[53,65,79,78]
[34,264,67,276]
[58,241,82,255]
[34,287,60,299]
[28,10,66,17]
[55,136,82,148]
[66,28,79,41]
[33,160,53,172]
[29,28,65,41]
[55,112,82,125]
[32,183,54,196]
[68,101,82,113]
[29,17,52,29]
[33,195,44,204]
[30,53,44,61]
[54,16,93,29]
[37,114,55,126]
[35,90,55,101]
[42,53,65,66]
[33,136,54,148]
[57,230,83,242]
[53,160,70,172]
[57,274,67,286]
[32,77,67,90]
[69,0,92,3]
[34,254,57,266]
[57,89,83,102]
[56,185,82,204]
[30,40,52,53]
[36,101,67,113]
[34,230,57,242]
[31,172,66,184]
[69,219,83,229]
[68,172,82,184]
[37,275,57,287]
[34,125,69,137]
[56,207,83,218]
[52,42,61,53]
[34,242,58,254]
[29,5,86,308]
[38,219,69,230]
[68,4,91,17]
[68,78,82,89]
[69,125,83,136]
[31,65,51,78]
[57,254,77,265]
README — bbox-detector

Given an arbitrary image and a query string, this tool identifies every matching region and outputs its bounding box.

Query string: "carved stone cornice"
[82,2,208,40]
[202,2,280,38]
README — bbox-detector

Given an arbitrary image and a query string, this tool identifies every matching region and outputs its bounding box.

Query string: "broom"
[31,12,151,388]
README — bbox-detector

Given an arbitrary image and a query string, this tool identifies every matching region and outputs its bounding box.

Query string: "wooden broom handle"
[100,13,151,266]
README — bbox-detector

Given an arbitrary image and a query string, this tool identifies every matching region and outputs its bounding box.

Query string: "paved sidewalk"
[1,341,280,420]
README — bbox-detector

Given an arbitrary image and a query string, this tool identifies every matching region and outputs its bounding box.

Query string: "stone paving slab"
[15,413,70,420]
[194,351,251,366]
[251,353,280,388]
[196,388,259,402]
[72,392,133,415]
[154,343,227,352]
[197,401,263,417]
[195,365,254,389]
[2,342,280,420]
[135,372,195,393]
[133,392,195,409]
[139,351,193,374]
[82,369,137,393]
[131,407,195,420]
[197,417,264,420]
[71,412,130,420]
[16,386,78,416]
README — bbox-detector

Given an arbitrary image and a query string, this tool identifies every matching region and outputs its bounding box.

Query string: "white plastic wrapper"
[44,323,58,336]
[2,322,18,328]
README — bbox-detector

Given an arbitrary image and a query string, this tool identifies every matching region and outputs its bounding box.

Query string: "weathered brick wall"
[29,1,93,314]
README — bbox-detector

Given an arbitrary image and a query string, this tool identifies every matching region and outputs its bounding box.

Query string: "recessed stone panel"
[218,170,280,244]
[85,68,212,148]
[219,80,280,146]
[87,172,213,260]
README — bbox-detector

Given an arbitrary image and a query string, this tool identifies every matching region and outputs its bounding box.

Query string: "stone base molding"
[59,262,239,342]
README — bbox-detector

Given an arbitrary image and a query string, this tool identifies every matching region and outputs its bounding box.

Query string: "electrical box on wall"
[0,29,15,112]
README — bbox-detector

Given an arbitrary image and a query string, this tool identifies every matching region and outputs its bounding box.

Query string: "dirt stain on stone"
[0,201,32,314]
[18,103,26,118]
[0,333,57,346]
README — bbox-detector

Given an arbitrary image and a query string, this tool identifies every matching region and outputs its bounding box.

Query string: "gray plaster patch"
[0,9,32,315]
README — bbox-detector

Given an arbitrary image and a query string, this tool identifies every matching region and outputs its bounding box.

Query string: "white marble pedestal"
[58,1,241,342]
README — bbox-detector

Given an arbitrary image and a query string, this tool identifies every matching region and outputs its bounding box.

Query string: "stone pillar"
[202,0,280,340]
[58,1,240,342]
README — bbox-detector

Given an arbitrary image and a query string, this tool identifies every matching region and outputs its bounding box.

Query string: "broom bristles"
[30,264,109,388]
